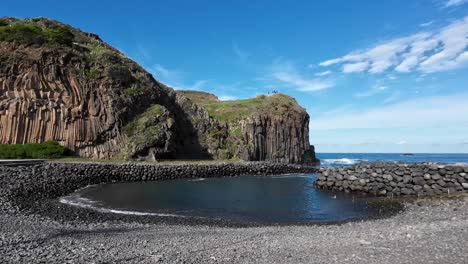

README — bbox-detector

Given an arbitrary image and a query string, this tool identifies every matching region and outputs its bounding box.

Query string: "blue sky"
[3,0,468,153]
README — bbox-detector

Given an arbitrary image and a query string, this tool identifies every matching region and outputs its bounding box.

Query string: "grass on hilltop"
[0,18,74,47]
[177,90,220,105]
[180,91,305,123]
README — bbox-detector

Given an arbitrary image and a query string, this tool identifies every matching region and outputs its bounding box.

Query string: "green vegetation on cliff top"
[124,104,166,138]
[0,17,74,46]
[179,91,305,123]
[0,17,157,107]
[177,90,220,105]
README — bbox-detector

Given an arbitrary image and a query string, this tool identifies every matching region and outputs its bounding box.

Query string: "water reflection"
[61,174,396,224]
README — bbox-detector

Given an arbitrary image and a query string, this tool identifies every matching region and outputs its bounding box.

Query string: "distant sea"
[317,153,468,167]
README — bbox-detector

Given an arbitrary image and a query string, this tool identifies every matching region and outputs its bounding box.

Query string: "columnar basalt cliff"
[177,91,317,164]
[0,17,317,164]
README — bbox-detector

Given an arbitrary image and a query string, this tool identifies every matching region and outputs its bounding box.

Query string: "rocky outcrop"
[0,17,201,160]
[177,91,317,164]
[0,17,316,164]
[235,112,312,163]
[315,162,468,196]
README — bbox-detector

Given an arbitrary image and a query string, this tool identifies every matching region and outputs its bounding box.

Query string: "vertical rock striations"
[176,91,317,164]
[0,17,317,164]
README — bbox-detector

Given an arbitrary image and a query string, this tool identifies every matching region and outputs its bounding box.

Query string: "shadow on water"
[60,174,404,225]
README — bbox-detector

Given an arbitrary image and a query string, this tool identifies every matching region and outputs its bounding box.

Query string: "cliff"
[177,91,317,164]
[0,17,316,164]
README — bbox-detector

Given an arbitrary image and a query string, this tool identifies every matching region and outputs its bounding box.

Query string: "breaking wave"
[59,195,187,218]
[321,158,367,165]
[189,178,206,182]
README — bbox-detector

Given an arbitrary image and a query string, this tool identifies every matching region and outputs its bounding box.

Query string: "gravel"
[1,197,468,263]
[2,162,468,263]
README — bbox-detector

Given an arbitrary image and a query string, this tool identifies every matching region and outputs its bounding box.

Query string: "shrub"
[0,20,74,47]
[0,21,47,46]
[44,26,74,46]
[0,19,9,27]
[0,141,70,159]
[84,67,101,79]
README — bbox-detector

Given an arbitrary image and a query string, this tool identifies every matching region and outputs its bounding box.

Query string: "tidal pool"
[60,174,399,224]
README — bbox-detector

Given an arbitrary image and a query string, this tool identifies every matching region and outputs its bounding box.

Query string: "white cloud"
[320,16,468,74]
[355,85,388,97]
[147,64,210,91]
[397,140,408,145]
[270,59,334,92]
[312,93,468,130]
[445,0,467,7]
[315,70,332,76]
[151,64,179,80]
[176,80,209,91]
[420,21,434,27]
[343,62,369,73]
[218,95,238,101]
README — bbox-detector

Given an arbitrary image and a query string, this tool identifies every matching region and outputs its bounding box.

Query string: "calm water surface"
[62,174,394,224]
[61,153,467,223]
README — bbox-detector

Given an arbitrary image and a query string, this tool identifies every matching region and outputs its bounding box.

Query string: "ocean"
[317,153,468,167]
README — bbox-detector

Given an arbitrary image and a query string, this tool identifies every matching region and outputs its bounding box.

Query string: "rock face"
[0,17,317,164]
[177,91,317,164]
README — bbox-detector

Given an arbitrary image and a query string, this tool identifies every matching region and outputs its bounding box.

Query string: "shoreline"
[2,160,464,227]
[2,161,468,262]
[2,191,468,263]
[2,161,321,228]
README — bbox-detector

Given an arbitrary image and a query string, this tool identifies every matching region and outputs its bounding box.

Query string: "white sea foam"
[189,178,206,182]
[322,158,367,165]
[270,174,311,178]
[59,196,187,218]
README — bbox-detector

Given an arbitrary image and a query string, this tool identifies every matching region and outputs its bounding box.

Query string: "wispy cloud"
[444,0,467,7]
[178,80,210,91]
[315,70,332,76]
[343,62,369,73]
[233,43,250,62]
[150,64,182,81]
[383,90,401,104]
[270,59,334,92]
[320,16,468,74]
[420,21,434,27]
[322,104,354,115]
[147,64,210,91]
[355,85,388,97]
[313,93,468,130]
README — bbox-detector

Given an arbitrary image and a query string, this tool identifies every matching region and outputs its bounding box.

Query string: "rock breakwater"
[2,161,317,208]
[315,162,468,196]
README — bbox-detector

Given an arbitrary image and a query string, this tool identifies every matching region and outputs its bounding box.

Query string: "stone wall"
[3,162,317,202]
[315,162,468,196]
